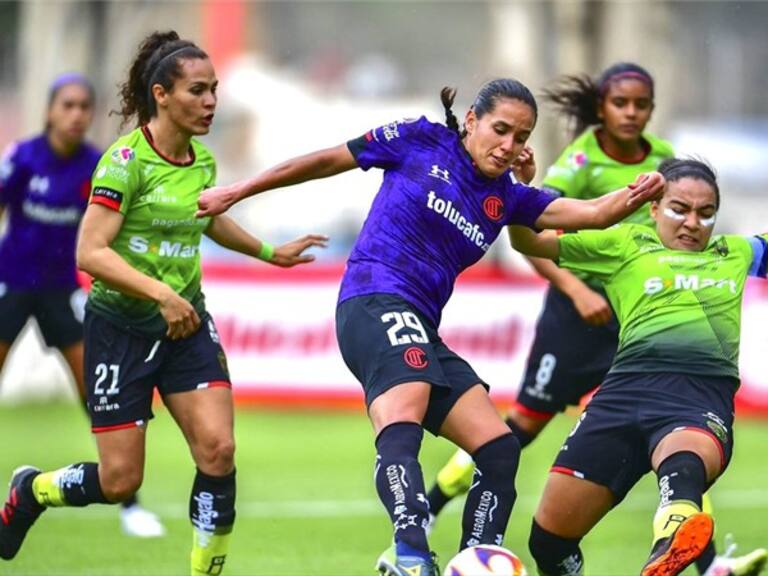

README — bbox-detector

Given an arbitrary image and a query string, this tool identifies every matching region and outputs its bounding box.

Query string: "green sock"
[191,527,232,575]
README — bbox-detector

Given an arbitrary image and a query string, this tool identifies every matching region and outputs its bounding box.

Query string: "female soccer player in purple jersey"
[196,78,663,575]
[0,72,165,538]
[0,31,325,574]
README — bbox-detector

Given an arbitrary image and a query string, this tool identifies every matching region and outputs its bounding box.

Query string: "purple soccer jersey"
[0,135,101,289]
[339,116,555,326]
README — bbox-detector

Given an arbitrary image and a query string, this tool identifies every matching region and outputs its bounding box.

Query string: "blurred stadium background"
[0,1,767,575]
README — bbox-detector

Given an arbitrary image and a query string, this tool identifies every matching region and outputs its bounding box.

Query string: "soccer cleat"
[376,543,440,576]
[120,504,166,538]
[642,512,714,576]
[702,534,768,576]
[0,466,45,560]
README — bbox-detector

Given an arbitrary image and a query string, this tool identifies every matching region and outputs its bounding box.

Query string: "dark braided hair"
[658,157,720,209]
[440,78,538,137]
[543,62,654,138]
[114,30,208,128]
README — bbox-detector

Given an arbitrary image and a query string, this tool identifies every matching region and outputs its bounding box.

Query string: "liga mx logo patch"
[111,146,135,166]
[403,347,428,369]
[567,150,588,170]
[483,195,505,222]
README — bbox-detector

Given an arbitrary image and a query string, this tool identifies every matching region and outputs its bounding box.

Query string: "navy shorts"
[516,286,618,417]
[84,310,231,433]
[552,371,736,504]
[0,285,85,349]
[336,294,486,435]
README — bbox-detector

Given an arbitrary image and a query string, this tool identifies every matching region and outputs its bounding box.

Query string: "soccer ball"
[445,545,527,576]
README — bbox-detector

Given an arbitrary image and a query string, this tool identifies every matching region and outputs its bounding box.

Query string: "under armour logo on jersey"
[29,175,50,195]
[428,164,451,184]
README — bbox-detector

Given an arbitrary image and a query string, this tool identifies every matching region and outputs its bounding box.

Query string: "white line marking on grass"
[45,489,768,520]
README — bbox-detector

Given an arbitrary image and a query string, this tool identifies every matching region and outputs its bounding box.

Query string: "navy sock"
[656,451,707,509]
[190,468,237,536]
[121,493,138,509]
[460,433,520,549]
[374,422,430,557]
[695,541,717,575]
[426,483,451,517]
[505,416,537,448]
[529,519,584,576]
[59,462,109,506]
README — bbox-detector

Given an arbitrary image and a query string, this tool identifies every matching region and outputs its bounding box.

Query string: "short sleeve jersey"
[558,224,767,379]
[0,135,101,289]
[87,126,216,335]
[541,129,674,287]
[340,116,555,326]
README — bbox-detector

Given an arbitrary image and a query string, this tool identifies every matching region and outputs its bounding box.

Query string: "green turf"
[0,402,766,575]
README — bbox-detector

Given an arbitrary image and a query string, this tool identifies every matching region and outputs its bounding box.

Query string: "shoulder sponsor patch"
[111,146,135,166]
[95,165,130,184]
[90,186,124,211]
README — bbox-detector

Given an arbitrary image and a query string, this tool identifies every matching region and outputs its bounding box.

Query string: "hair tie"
[598,71,653,95]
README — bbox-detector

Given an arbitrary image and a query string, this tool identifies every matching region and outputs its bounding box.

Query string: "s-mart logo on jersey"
[643,274,738,295]
[128,235,199,258]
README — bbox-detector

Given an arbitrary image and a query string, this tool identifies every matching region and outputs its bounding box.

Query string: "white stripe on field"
[45,489,768,520]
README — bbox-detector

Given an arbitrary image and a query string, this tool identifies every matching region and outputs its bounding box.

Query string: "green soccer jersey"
[558,224,765,379]
[87,126,215,335]
[542,129,674,227]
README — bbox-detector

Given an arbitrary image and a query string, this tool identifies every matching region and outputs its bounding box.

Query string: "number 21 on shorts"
[94,363,120,396]
[381,311,428,346]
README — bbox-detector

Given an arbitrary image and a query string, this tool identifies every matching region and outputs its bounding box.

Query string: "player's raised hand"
[196,183,243,218]
[627,171,665,206]
[270,234,329,268]
[511,146,536,184]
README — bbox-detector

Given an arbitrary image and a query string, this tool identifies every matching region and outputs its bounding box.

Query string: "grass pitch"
[0,402,765,575]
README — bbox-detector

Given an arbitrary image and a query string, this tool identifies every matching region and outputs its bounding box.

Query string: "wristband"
[258,241,275,262]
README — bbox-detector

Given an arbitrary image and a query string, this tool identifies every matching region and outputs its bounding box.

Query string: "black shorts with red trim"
[516,286,619,416]
[84,309,231,433]
[0,286,85,348]
[551,371,736,504]
[336,293,486,435]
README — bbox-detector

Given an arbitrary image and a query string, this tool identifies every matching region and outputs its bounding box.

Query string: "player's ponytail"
[440,87,462,136]
[543,62,654,139]
[114,30,208,129]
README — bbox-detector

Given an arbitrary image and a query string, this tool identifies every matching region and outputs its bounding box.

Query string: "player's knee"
[529,519,584,576]
[195,434,236,475]
[99,463,144,503]
[473,433,520,480]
